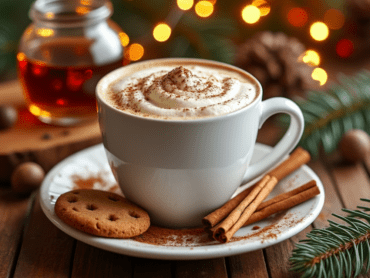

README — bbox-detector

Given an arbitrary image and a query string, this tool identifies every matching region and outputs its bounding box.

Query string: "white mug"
[96,58,304,228]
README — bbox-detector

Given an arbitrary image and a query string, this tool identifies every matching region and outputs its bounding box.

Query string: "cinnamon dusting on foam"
[107,65,258,119]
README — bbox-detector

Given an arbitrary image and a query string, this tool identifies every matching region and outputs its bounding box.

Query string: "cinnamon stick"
[214,176,278,243]
[268,147,311,181]
[242,182,320,227]
[201,183,257,228]
[202,147,311,228]
[209,180,319,235]
[212,175,272,238]
[256,179,317,211]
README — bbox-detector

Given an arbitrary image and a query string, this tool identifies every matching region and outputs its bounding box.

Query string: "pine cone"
[234,32,317,99]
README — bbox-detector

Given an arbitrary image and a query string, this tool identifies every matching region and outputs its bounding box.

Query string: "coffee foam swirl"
[108,65,257,119]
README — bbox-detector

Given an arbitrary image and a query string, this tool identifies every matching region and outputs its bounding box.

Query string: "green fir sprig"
[281,70,370,158]
[290,198,370,278]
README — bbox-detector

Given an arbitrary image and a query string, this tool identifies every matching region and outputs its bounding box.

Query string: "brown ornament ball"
[11,162,45,194]
[0,105,18,130]
[339,129,370,163]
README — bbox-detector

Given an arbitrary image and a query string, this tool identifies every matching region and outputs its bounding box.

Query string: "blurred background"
[0,0,367,87]
[2,0,370,162]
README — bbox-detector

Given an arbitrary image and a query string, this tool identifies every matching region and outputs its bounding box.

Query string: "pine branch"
[290,199,370,278]
[280,70,370,158]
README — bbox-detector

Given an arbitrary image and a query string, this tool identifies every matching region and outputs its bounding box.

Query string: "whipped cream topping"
[108,65,257,119]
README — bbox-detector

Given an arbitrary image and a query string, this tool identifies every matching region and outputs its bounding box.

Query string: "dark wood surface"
[2,64,370,277]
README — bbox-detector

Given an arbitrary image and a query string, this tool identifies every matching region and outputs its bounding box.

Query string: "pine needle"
[280,70,370,158]
[290,199,370,278]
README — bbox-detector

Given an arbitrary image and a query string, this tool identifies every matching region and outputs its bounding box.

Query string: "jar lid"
[30,0,113,27]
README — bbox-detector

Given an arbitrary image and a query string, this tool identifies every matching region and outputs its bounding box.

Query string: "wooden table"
[1,73,370,277]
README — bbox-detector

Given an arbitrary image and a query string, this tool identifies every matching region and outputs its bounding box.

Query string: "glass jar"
[17,0,124,126]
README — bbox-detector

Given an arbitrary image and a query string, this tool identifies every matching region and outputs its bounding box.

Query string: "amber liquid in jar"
[17,39,123,124]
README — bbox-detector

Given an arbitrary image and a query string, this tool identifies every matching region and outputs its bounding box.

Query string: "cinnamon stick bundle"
[213,176,279,243]
[202,147,312,243]
[242,180,319,226]
[206,180,319,237]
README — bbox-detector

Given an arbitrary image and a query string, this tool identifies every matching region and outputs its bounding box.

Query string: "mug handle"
[242,97,304,184]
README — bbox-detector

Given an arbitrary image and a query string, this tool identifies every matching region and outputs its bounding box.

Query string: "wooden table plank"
[308,160,344,229]
[132,258,172,278]
[13,193,75,278]
[326,160,370,278]
[264,226,311,278]
[71,242,133,278]
[175,258,228,278]
[0,187,31,278]
[330,162,370,210]
[227,250,269,278]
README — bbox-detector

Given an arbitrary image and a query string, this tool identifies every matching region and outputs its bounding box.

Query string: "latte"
[101,59,260,120]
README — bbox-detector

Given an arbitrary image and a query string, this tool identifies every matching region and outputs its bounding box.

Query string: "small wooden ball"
[0,105,18,130]
[339,129,370,163]
[11,162,45,194]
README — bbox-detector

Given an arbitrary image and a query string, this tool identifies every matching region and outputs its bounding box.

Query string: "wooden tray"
[0,80,102,182]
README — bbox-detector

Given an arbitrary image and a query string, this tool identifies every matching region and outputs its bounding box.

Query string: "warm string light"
[195,1,214,17]
[336,39,354,58]
[177,0,194,10]
[125,43,144,61]
[299,50,327,86]
[252,0,270,16]
[119,32,130,47]
[324,9,345,30]
[153,23,172,42]
[241,0,270,24]
[300,50,320,66]
[311,68,327,85]
[242,5,261,24]
[287,6,349,60]
[287,7,308,27]
[310,22,329,41]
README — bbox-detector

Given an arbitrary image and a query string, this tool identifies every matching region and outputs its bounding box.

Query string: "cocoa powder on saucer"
[71,171,118,192]
[133,226,215,246]
[70,173,302,246]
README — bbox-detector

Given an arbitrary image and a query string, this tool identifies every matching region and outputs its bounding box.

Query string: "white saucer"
[39,143,324,260]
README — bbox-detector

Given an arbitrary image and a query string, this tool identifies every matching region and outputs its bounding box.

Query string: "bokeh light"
[336,39,354,58]
[310,22,329,41]
[300,50,320,66]
[312,68,328,86]
[195,1,214,18]
[45,12,54,19]
[125,43,144,61]
[252,0,270,16]
[17,52,27,71]
[29,104,51,118]
[118,32,130,47]
[153,23,172,42]
[80,0,92,5]
[76,6,90,14]
[242,5,261,24]
[287,7,308,27]
[36,28,54,37]
[324,9,345,30]
[177,0,194,10]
